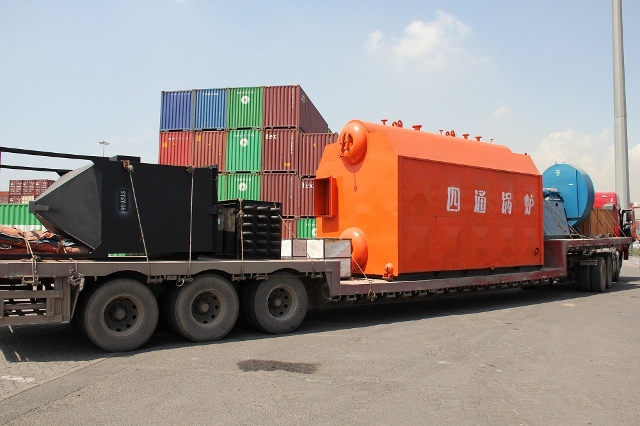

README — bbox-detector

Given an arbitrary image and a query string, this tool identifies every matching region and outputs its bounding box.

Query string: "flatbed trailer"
[0,235,631,352]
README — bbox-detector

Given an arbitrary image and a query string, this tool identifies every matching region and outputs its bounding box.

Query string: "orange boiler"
[314,120,544,277]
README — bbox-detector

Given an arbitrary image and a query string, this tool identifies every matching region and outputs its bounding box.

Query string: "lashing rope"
[123,160,152,279]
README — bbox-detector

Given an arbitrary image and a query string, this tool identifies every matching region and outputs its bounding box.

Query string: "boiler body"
[314,120,544,277]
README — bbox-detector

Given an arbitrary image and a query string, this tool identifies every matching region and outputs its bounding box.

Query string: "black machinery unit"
[215,200,282,260]
[30,157,218,259]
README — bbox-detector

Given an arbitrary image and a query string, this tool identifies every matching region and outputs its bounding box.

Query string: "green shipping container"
[0,204,44,230]
[227,87,263,129]
[296,218,317,238]
[217,174,228,201]
[226,129,262,172]
[225,173,261,201]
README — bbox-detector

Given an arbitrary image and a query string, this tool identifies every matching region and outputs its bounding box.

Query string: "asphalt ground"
[1,258,640,425]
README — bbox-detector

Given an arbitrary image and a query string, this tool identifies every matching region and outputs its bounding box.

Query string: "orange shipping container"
[314,120,544,277]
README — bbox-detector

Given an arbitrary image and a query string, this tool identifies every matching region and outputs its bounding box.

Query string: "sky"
[1,0,639,201]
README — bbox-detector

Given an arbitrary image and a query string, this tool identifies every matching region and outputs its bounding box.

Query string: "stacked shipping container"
[159,85,335,239]
[7,179,55,204]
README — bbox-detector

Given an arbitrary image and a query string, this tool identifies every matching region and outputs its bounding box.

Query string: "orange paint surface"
[314,120,544,277]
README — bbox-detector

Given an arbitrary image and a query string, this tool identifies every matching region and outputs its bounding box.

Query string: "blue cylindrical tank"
[542,163,594,226]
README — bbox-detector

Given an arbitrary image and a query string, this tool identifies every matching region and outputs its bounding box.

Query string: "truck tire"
[164,274,239,342]
[239,281,261,330]
[602,255,613,289]
[612,252,621,282]
[578,264,591,292]
[590,257,607,293]
[245,272,308,334]
[80,278,159,352]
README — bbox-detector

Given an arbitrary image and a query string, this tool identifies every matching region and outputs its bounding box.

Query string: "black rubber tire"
[578,264,591,292]
[602,255,613,289]
[246,272,308,334]
[239,281,261,330]
[612,252,621,282]
[165,274,239,342]
[590,257,607,293]
[80,278,159,352]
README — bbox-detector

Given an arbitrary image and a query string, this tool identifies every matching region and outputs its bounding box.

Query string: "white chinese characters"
[501,192,512,214]
[474,190,487,213]
[445,188,533,215]
[446,187,460,212]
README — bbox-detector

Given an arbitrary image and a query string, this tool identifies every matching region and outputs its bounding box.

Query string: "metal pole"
[612,0,630,208]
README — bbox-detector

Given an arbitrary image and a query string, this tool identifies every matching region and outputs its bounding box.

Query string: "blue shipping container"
[194,88,227,130]
[160,90,194,131]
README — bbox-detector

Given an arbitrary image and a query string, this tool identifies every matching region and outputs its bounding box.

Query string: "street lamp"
[99,141,109,157]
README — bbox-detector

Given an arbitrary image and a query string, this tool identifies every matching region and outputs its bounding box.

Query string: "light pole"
[99,141,109,157]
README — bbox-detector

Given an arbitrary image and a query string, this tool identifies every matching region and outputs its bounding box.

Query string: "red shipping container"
[260,173,295,217]
[0,191,9,204]
[193,131,226,170]
[294,176,315,217]
[263,85,329,133]
[9,180,22,196]
[23,180,36,195]
[159,132,193,166]
[297,133,338,177]
[9,195,22,204]
[281,218,297,240]
[262,129,299,172]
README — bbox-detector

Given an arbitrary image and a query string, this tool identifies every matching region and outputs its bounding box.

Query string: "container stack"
[7,179,55,204]
[158,84,336,240]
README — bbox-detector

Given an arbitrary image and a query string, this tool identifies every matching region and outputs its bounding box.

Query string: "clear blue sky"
[1,1,639,200]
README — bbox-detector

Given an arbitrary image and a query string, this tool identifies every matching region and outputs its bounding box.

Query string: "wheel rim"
[103,295,144,336]
[191,291,223,326]
[267,286,297,320]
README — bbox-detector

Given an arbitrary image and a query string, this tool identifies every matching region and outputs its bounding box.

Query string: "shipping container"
[294,176,315,217]
[261,173,294,216]
[0,192,8,204]
[296,218,317,238]
[160,90,194,131]
[227,87,263,129]
[281,218,297,239]
[8,196,22,204]
[9,180,22,196]
[262,129,299,172]
[226,130,262,172]
[225,173,261,201]
[297,133,338,176]
[194,88,226,130]
[218,173,228,201]
[193,131,226,170]
[159,132,193,166]
[0,203,45,230]
[263,85,330,133]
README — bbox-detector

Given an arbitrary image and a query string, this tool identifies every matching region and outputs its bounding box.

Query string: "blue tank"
[542,163,594,226]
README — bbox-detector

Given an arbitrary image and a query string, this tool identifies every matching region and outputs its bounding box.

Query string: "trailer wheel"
[239,281,261,330]
[246,272,308,334]
[590,257,607,293]
[80,278,159,352]
[165,275,239,342]
[601,255,613,289]
[578,264,591,292]
[612,252,621,283]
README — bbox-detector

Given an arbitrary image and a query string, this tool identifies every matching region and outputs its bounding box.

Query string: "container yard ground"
[1,260,640,425]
